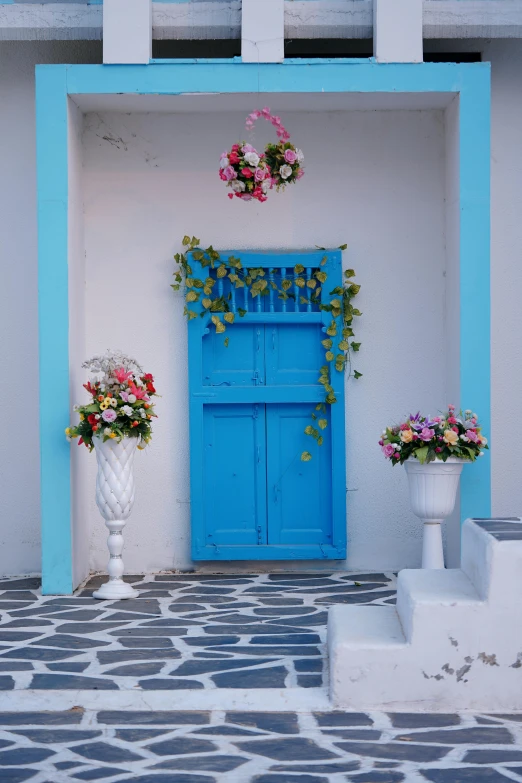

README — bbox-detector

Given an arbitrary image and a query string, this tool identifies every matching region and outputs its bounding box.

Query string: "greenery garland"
[172,236,362,461]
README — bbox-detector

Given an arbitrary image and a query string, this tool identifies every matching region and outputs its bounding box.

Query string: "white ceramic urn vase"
[404,457,466,569]
[93,436,138,600]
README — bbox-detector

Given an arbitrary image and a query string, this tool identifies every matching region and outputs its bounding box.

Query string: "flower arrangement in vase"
[66,352,158,600]
[219,107,304,202]
[380,406,488,569]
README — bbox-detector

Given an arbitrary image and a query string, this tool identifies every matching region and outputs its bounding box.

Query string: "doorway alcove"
[36,61,491,593]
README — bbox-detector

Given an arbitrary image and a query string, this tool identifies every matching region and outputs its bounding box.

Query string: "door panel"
[266,403,333,545]
[203,404,267,545]
[266,324,324,386]
[203,325,264,387]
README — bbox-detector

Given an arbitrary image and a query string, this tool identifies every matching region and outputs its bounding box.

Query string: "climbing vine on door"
[172,236,362,461]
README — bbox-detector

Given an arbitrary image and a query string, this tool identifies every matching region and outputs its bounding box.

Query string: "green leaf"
[317,436,324,446]
[224,337,229,348]
[182,235,191,246]
[326,324,337,337]
[224,312,235,324]
[301,451,312,462]
[185,291,199,303]
[320,255,328,266]
[338,340,349,351]
[325,351,334,362]
[353,370,363,379]
[344,268,355,278]
[217,264,227,278]
[306,279,317,289]
[321,339,333,349]
[295,277,305,288]
[304,425,315,435]
[338,243,348,250]
[294,264,305,275]
[215,321,226,334]
[202,298,212,309]
[318,419,328,430]
[351,342,361,352]
[415,446,429,464]
[238,308,247,317]
[315,271,327,283]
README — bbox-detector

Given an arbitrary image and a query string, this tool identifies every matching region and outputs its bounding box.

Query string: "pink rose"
[284,148,298,164]
[254,168,266,182]
[467,430,480,443]
[394,453,401,460]
[448,416,457,424]
[223,166,237,182]
[420,428,435,442]
[296,169,305,180]
[241,167,254,179]
[382,444,395,458]
[102,409,117,423]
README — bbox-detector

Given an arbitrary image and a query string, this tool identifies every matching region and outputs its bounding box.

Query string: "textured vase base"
[93,581,139,600]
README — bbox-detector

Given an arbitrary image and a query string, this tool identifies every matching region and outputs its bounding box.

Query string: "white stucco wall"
[0,41,101,579]
[81,107,446,573]
[2,39,522,578]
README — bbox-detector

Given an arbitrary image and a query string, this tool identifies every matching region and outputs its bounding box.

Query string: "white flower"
[465,409,472,415]
[460,434,469,442]
[110,398,118,408]
[219,155,229,169]
[261,179,271,194]
[73,405,79,412]
[244,151,260,167]
[296,148,304,162]
[104,427,111,435]
[128,394,136,404]
[121,405,133,417]
[231,180,246,193]
[140,409,147,419]
[279,165,292,180]
[95,414,100,420]
[472,413,478,419]
[479,451,485,457]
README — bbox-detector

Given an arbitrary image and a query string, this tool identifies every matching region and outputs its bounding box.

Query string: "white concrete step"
[328,518,522,710]
[397,568,483,642]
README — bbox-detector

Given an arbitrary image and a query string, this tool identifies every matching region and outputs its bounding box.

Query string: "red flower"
[231,144,239,152]
[87,414,98,426]
[452,426,459,433]
[241,167,254,178]
[448,416,457,424]
[83,381,97,397]
[219,169,227,181]
[229,152,240,165]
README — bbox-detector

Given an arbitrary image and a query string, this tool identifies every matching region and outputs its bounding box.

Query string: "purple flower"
[382,443,395,458]
[102,409,117,423]
[223,165,237,182]
[120,391,129,402]
[284,148,298,164]
[420,427,435,441]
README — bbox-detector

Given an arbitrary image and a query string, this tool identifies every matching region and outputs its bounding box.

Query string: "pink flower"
[448,404,455,410]
[467,430,480,443]
[284,148,298,164]
[120,391,129,402]
[296,169,305,180]
[223,166,237,182]
[241,167,254,179]
[448,417,457,424]
[435,447,442,453]
[114,367,133,384]
[382,443,395,458]
[400,423,410,431]
[394,453,401,460]
[420,428,435,441]
[101,409,117,423]
[129,381,147,400]
[254,168,266,182]
[242,143,255,154]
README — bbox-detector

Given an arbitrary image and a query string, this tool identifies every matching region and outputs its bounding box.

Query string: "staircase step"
[328,605,406,649]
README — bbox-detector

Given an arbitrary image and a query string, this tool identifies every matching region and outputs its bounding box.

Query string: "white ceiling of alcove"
[71,91,455,114]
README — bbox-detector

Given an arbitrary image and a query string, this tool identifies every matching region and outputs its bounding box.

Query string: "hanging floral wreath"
[219,107,304,203]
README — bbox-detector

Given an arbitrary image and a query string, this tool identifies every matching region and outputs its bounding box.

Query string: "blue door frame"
[188,250,347,561]
[35,59,490,592]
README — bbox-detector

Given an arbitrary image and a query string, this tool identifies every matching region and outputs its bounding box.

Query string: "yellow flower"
[99,401,109,411]
[65,427,71,436]
[109,432,116,439]
[400,429,413,443]
[104,397,112,406]
[443,429,458,445]
[79,414,85,421]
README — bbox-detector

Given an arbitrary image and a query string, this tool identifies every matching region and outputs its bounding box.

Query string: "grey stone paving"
[0,573,396,691]
[1,709,522,782]
[1,573,522,781]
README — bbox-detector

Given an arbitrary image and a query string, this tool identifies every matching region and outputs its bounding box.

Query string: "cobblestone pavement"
[1,709,522,782]
[1,573,522,781]
[0,573,395,692]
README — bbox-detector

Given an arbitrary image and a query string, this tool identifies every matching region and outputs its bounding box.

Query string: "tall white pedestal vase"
[93,436,138,600]
[404,458,466,569]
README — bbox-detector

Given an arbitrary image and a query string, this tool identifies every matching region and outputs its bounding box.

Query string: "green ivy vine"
[172,236,362,461]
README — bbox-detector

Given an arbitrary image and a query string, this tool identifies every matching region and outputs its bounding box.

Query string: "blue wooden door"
[188,250,346,561]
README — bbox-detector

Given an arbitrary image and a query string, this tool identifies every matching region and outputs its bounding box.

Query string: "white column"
[242,0,284,63]
[373,0,423,63]
[103,0,152,65]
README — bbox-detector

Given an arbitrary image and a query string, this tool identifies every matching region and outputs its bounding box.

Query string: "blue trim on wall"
[36,67,73,595]
[459,67,492,522]
[35,59,491,592]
